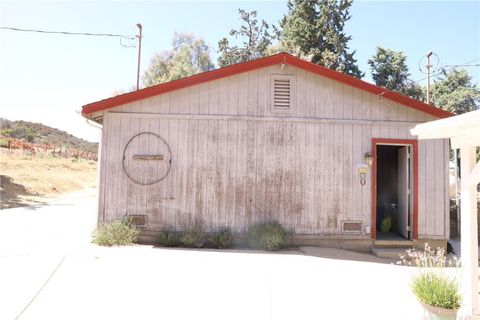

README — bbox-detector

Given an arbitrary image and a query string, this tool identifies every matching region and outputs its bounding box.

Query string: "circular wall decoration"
[122,132,172,185]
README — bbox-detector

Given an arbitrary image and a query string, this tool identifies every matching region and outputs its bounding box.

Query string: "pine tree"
[368,47,424,100]
[430,69,480,114]
[280,0,363,78]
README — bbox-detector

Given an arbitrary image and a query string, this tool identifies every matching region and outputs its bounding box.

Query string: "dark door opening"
[376,144,413,240]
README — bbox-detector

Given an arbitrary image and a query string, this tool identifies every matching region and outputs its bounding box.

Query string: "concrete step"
[374,240,414,248]
[371,247,410,260]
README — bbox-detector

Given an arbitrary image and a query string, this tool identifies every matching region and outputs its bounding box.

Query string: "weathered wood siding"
[98,64,449,238]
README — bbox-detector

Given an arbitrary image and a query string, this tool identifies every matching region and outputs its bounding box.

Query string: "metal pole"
[426,51,432,104]
[454,149,460,237]
[136,23,143,91]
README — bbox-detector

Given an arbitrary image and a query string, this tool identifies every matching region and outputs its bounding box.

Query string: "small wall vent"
[127,215,147,228]
[342,221,362,233]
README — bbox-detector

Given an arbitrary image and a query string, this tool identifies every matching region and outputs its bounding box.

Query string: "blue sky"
[1,1,479,142]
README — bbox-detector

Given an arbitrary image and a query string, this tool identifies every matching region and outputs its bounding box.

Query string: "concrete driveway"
[1,190,429,320]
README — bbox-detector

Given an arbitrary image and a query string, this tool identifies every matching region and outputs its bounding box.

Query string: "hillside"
[0,149,97,209]
[0,119,98,209]
[0,118,98,152]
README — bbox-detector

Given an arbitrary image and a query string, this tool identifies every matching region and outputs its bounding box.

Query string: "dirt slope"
[0,149,97,209]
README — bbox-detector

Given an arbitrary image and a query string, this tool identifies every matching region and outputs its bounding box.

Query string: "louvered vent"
[342,221,362,233]
[273,79,291,109]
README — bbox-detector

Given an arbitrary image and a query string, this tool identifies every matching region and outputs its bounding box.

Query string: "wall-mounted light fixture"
[364,152,373,166]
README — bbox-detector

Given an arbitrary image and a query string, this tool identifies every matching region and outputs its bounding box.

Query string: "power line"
[0,26,135,40]
[413,58,480,84]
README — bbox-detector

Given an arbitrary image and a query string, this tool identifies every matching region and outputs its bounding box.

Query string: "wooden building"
[82,53,453,249]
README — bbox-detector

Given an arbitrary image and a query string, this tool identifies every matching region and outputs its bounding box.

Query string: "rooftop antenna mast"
[419,51,439,105]
[136,23,143,91]
[426,52,433,104]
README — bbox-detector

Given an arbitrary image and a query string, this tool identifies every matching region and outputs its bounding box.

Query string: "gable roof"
[81,52,453,119]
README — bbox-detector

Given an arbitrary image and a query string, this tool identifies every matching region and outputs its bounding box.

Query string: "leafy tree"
[430,69,480,114]
[368,47,424,100]
[218,9,278,67]
[280,0,363,78]
[143,32,214,87]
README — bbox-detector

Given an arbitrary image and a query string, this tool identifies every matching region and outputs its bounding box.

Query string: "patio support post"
[460,145,479,317]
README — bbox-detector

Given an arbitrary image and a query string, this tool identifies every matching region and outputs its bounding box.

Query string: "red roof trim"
[82,52,453,119]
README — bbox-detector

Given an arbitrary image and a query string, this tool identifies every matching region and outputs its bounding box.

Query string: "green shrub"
[158,231,179,247]
[93,217,139,246]
[180,224,204,248]
[211,228,233,249]
[246,222,288,251]
[411,272,461,310]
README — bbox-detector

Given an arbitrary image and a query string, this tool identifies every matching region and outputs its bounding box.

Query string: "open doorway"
[375,143,414,241]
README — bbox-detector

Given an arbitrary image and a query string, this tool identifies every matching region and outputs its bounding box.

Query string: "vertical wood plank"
[228,75,239,116]
[257,68,268,117]
[315,75,325,118]
[166,119,179,230]
[204,120,218,231]
[343,125,353,222]
[235,121,247,232]
[218,78,229,115]
[146,118,160,227]
[284,122,296,232]
[332,123,343,233]
[115,116,129,220]
[188,86,200,115]
[352,125,362,223]
[125,118,139,217]
[277,122,287,227]
[195,120,208,227]
[343,85,353,120]
[296,69,306,117]
[305,72,316,118]
[424,140,435,236]
[208,81,219,115]
[254,121,266,223]
[185,119,198,227]
[216,120,228,229]
[295,123,306,233]
[247,70,258,116]
[323,123,335,233]
[361,125,372,229]
[434,139,445,236]
[198,83,209,115]
[314,123,325,233]
[324,79,334,118]
[225,120,238,228]
[175,119,189,229]
[245,121,257,225]
[265,122,276,222]
[304,123,316,233]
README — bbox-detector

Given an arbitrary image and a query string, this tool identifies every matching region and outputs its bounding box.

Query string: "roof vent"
[273,79,291,109]
[270,74,295,113]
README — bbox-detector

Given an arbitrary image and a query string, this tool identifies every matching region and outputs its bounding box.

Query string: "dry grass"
[0,148,97,209]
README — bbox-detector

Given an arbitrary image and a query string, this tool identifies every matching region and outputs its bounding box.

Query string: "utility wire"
[0,26,135,40]
[413,58,480,83]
